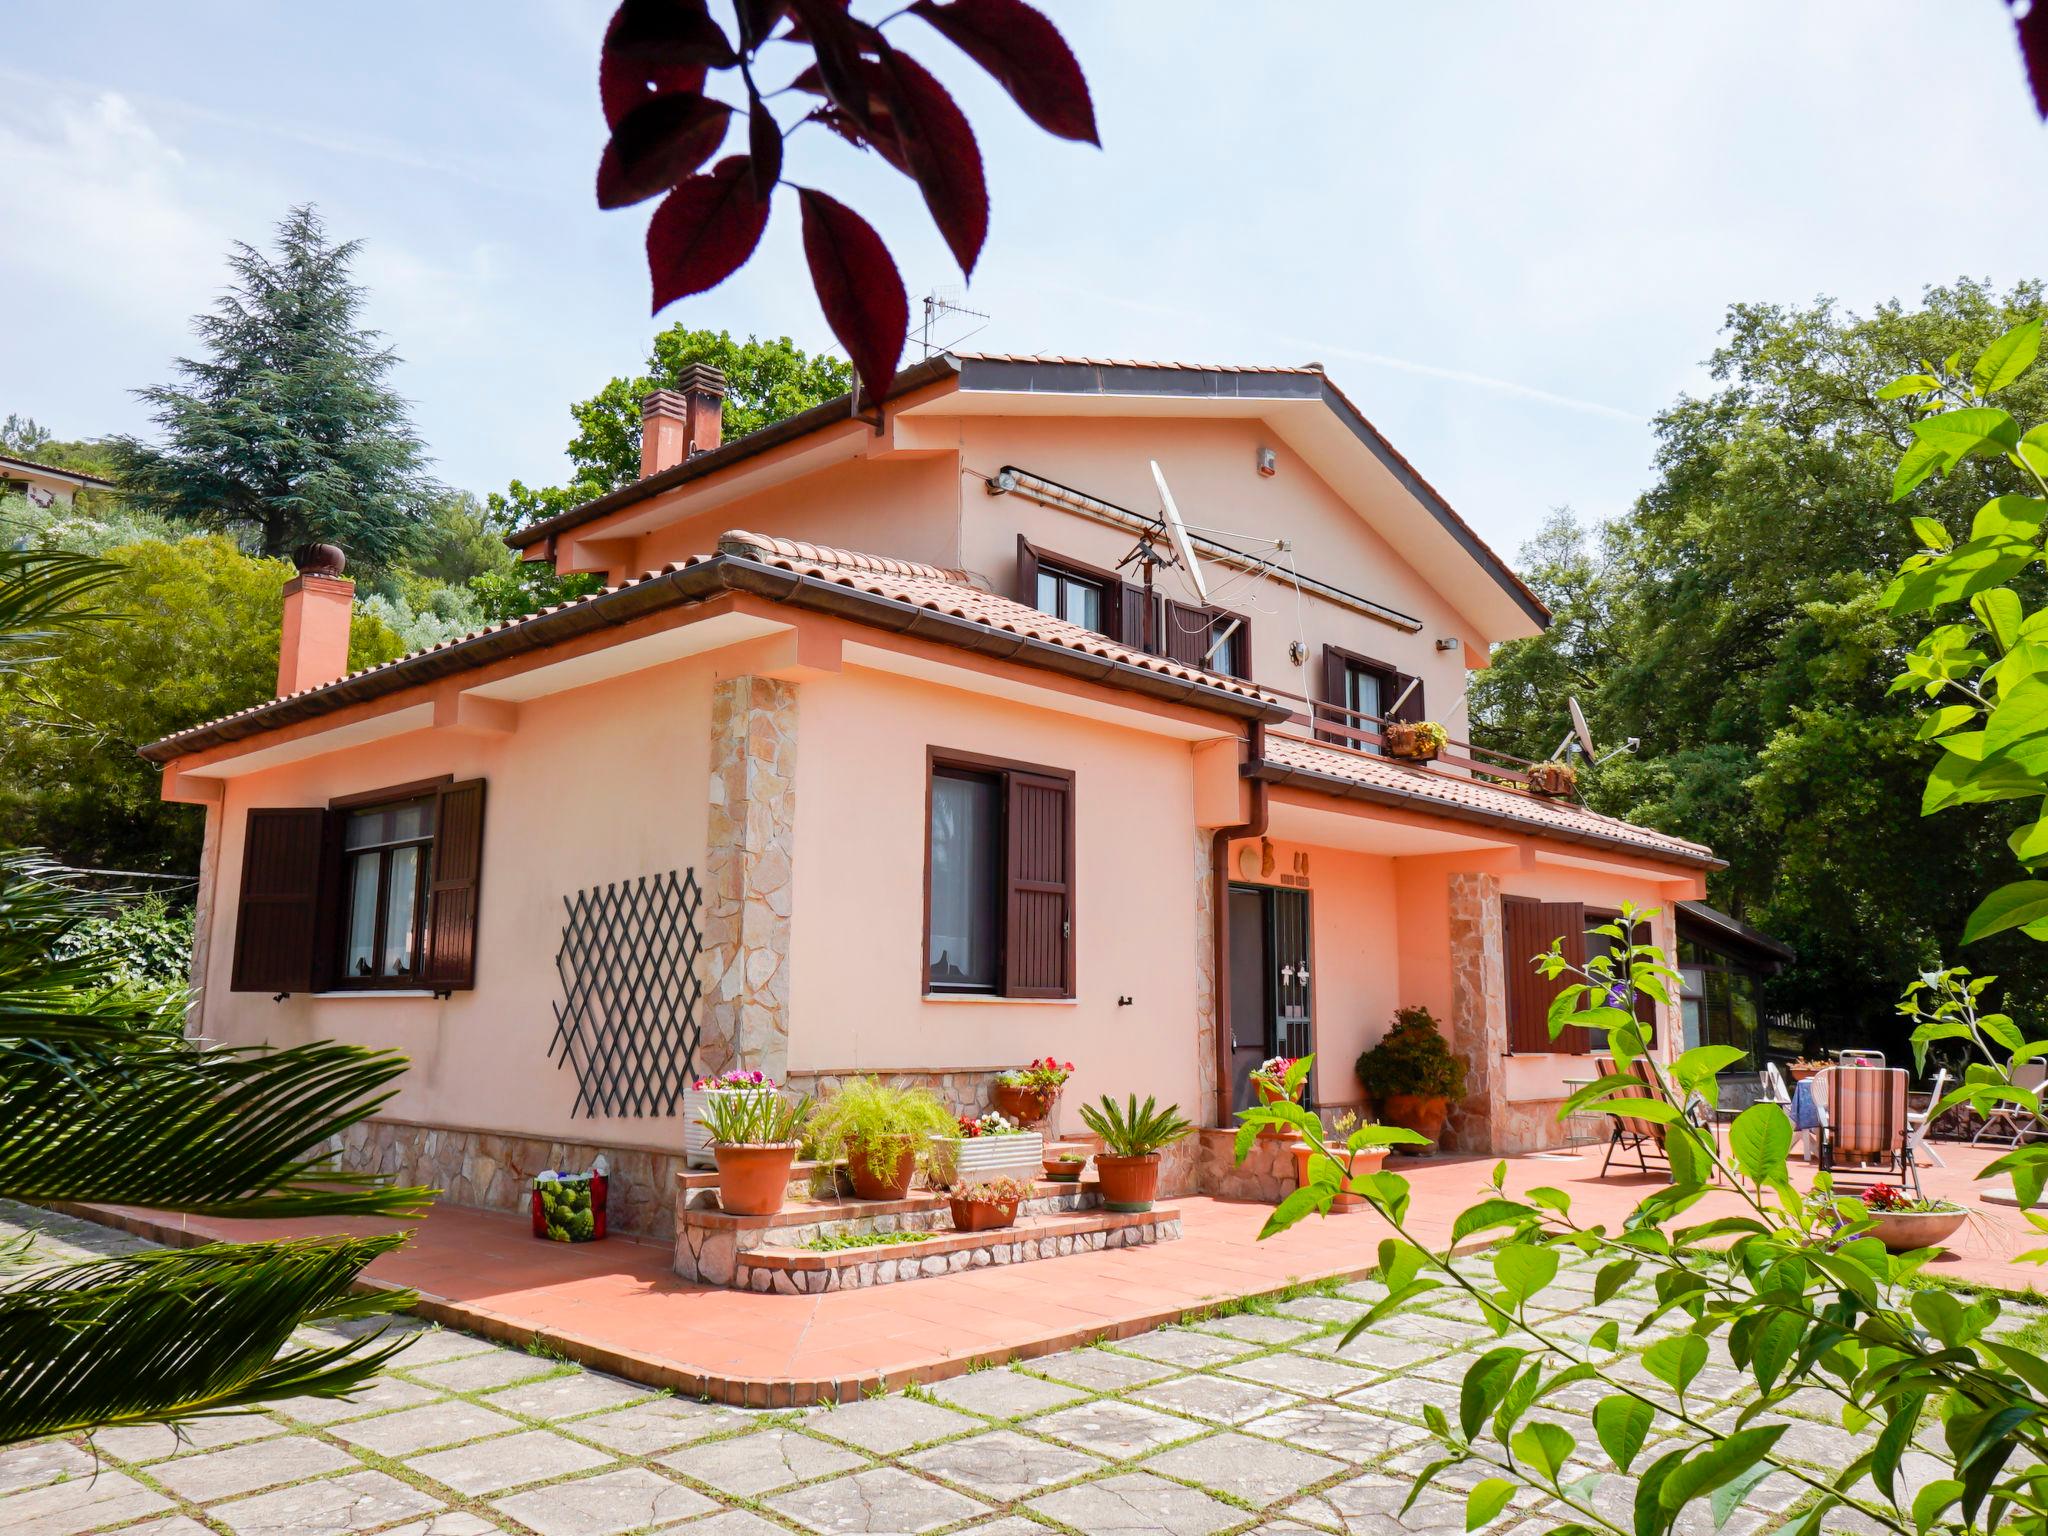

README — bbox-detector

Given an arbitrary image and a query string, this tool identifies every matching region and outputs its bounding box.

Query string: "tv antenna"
[916,287,990,357]
[1551,695,1638,765]
[1125,460,1243,669]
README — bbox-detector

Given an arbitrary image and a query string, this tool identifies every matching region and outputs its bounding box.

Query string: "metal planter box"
[931,1131,1043,1187]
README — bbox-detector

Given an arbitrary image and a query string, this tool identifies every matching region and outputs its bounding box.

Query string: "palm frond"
[0,1237,413,1444]
[0,544,118,673]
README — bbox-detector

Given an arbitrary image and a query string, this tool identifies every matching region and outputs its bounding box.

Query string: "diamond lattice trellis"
[550,869,704,1118]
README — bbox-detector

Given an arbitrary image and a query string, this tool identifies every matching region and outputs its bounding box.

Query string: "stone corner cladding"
[337,1120,684,1241]
[1194,1127,1297,1202]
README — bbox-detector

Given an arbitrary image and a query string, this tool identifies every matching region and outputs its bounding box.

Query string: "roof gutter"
[141,553,1288,764]
[1245,757,1724,872]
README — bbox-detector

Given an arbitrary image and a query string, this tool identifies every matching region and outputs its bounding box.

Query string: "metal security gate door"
[1228,885,1315,1111]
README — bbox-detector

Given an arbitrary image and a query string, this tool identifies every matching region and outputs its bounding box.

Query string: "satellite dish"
[1568,696,1598,760]
[1149,459,1209,603]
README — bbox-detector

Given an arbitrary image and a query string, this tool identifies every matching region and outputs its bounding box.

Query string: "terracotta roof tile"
[1260,732,1719,868]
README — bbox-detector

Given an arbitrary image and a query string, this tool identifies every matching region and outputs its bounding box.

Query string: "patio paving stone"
[209,1469,444,1536]
[1109,1328,1258,1368]
[924,1367,1087,1419]
[1132,1371,1303,1426]
[566,1398,755,1455]
[401,1349,566,1394]
[1141,1429,1347,1504]
[1338,1372,1463,1421]
[1027,1399,1202,1459]
[1185,1312,1321,1346]
[766,1465,987,1533]
[385,1326,505,1365]
[1024,1470,1242,1535]
[1241,1402,1432,1463]
[489,1466,717,1536]
[1026,1347,1180,1392]
[1271,1295,1374,1326]
[271,1376,444,1425]
[672,1513,800,1536]
[656,1427,864,1497]
[334,1399,527,1457]
[148,1433,360,1501]
[89,1411,282,1462]
[1295,1330,1437,1366]
[481,1371,655,1422]
[902,1428,1104,1500]
[406,1428,615,1496]
[1220,1350,1381,1397]
[1286,1472,1536,1534]
[0,1438,95,1494]
[807,1394,982,1454]
[0,1468,172,1536]
[113,1518,217,1536]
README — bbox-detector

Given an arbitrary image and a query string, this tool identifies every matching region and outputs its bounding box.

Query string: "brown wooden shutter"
[420,778,487,991]
[231,808,328,994]
[1015,535,1041,609]
[1160,598,1208,668]
[1003,771,1072,998]
[1392,671,1425,724]
[1318,644,1347,744]
[1502,897,1589,1053]
[1120,582,1155,654]
[1219,610,1251,680]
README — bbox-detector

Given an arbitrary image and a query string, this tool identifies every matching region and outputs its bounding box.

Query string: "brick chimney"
[640,363,727,477]
[277,544,354,697]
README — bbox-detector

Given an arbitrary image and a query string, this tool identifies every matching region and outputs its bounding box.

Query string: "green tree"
[489,329,849,527]
[0,532,401,876]
[113,205,438,570]
[1472,280,2048,1047]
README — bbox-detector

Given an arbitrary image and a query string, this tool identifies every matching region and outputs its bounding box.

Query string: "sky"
[2,2,2044,565]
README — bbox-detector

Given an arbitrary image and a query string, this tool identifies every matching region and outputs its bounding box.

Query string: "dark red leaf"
[909,0,1098,145]
[873,44,986,275]
[788,0,883,134]
[647,157,773,313]
[790,65,912,175]
[797,187,907,397]
[599,94,733,208]
[2018,0,2047,120]
[600,0,733,128]
[735,0,793,51]
[748,91,784,199]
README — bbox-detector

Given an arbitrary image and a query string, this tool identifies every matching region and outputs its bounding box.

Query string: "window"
[1016,536,1251,679]
[1035,564,1106,634]
[1017,537,1118,640]
[1679,945,1759,1068]
[1319,645,1415,752]
[230,778,486,996]
[925,753,1074,998]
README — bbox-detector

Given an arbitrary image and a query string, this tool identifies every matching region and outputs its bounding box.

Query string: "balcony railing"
[1254,681,1545,791]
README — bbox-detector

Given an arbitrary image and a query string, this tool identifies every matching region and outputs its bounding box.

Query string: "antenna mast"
[917,288,991,357]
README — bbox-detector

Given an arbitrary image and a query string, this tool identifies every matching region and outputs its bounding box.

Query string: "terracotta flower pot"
[1291,1144,1384,1211]
[714,1143,798,1217]
[847,1134,919,1200]
[992,1082,1056,1127]
[1383,722,1441,762]
[1788,1064,1822,1083]
[1043,1157,1086,1183]
[1254,1080,1301,1141]
[1379,1093,1449,1150]
[1094,1152,1162,1212]
[1867,1207,1967,1254]
[948,1194,1021,1232]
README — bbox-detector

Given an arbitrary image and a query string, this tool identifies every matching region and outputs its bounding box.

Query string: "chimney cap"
[292,542,347,577]
[675,362,728,396]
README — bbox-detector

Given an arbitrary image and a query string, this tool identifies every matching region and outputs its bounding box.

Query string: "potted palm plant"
[807,1077,958,1200]
[1078,1094,1193,1212]
[948,1175,1033,1232]
[700,1090,813,1217]
[1355,1005,1466,1150]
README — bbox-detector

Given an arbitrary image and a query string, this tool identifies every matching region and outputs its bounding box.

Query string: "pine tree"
[115,206,436,569]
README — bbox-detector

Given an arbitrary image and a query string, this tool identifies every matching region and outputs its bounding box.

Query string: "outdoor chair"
[1838,1049,1886,1068]
[1596,1055,1669,1176]
[1906,1067,1951,1171]
[1762,1061,1795,1110]
[1812,1065,1919,1198]
[1971,1061,2048,1147]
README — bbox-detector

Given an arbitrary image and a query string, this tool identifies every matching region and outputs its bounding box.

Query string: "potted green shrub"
[807,1077,958,1200]
[1078,1094,1193,1212]
[699,1089,812,1217]
[1355,1005,1466,1150]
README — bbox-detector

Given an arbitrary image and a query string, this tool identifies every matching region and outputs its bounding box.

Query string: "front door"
[1227,885,1315,1112]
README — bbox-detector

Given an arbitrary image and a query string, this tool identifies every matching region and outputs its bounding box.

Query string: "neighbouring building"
[143,354,1721,1235]
[1,451,112,509]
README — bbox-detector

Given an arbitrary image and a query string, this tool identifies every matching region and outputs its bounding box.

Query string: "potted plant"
[683,1068,779,1169]
[532,1162,607,1242]
[1078,1094,1193,1212]
[948,1175,1033,1232]
[1383,719,1449,763]
[933,1110,1044,1186]
[1248,1055,1305,1140]
[992,1058,1074,1127]
[1291,1109,1382,1211]
[700,1089,813,1217]
[1852,1183,1969,1254]
[1043,1152,1087,1183]
[1525,759,1579,797]
[807,1077,958,1200]
[1355,1005,1467,1150]
[1786,1057,1827,1083]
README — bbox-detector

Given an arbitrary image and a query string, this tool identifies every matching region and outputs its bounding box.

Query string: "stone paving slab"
[806,1394,983,1455]
[480,1371,653,1422]
[924,1367,1088,1420]
[1,1468,172,1536]
[209,1468,444,1536]
[567,1398,756,1455]
[87,1413,281,1464]
[271,1376,444,1425]
[333,1399,528,1457]
[405,1428,615,1496]
[148,1434,360,1502]
[401,1350,566,1394]
[1132,1371,1304,1426]
[1026,1347,1180,1392]
[1141,1429,1347,1504]
[1025,1469,1242,1535]
[1027,1399,1200,1459]
[489,1465,717,1536]
[764,1465,988,1533]
[656,1427,864,1497]
[902,1427,1105,1501]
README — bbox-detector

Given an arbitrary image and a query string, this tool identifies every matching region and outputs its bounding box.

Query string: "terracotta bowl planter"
[1094,1152,1162,1212]
[1788,1064,1822,1083]
[1867,1207,1967,1254]
[1291,1144,1385,1211]
[714,1143,798,1217]
[847,1135,919,1200]
[1379,1093,1449,1150]
[992,1082,1056,1127]
[948,1194,1021,1232]
[1043,1156,1086,1183]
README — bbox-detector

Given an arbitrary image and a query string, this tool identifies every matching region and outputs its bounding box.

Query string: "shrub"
[51,891,194,996]
[1354,1005,1467,1102]
[806,1077,957,1184]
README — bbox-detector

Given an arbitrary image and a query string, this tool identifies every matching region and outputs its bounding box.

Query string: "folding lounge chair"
[1813,1066,1919,1198]
[1906,1067,1950,1171]
[1972,1061,2048,1146]
[1596,1055,1670,1176]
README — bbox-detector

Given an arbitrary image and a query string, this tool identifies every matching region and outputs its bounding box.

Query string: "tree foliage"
[112,205,439,570]
[1472,281,2048,1048]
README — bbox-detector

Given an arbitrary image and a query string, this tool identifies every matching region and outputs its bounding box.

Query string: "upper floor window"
[926,752,1073,998]
[1319,646,1413,753]
[1017,536,1250,680]
[1035,563,1106,635]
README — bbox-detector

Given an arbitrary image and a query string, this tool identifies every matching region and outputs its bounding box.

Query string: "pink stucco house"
[143,354,1718,1235]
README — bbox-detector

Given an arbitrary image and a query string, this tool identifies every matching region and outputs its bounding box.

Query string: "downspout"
[1210,720,1270,1128]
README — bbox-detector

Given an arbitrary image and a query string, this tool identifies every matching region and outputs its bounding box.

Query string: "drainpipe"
[1210,720,1270,1129]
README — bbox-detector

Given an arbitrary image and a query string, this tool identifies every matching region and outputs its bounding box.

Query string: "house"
[1,451,113,509]
[142,354,1720,1235]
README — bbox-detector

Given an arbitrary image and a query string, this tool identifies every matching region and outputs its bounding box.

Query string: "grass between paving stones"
[801,1228,935,1251]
